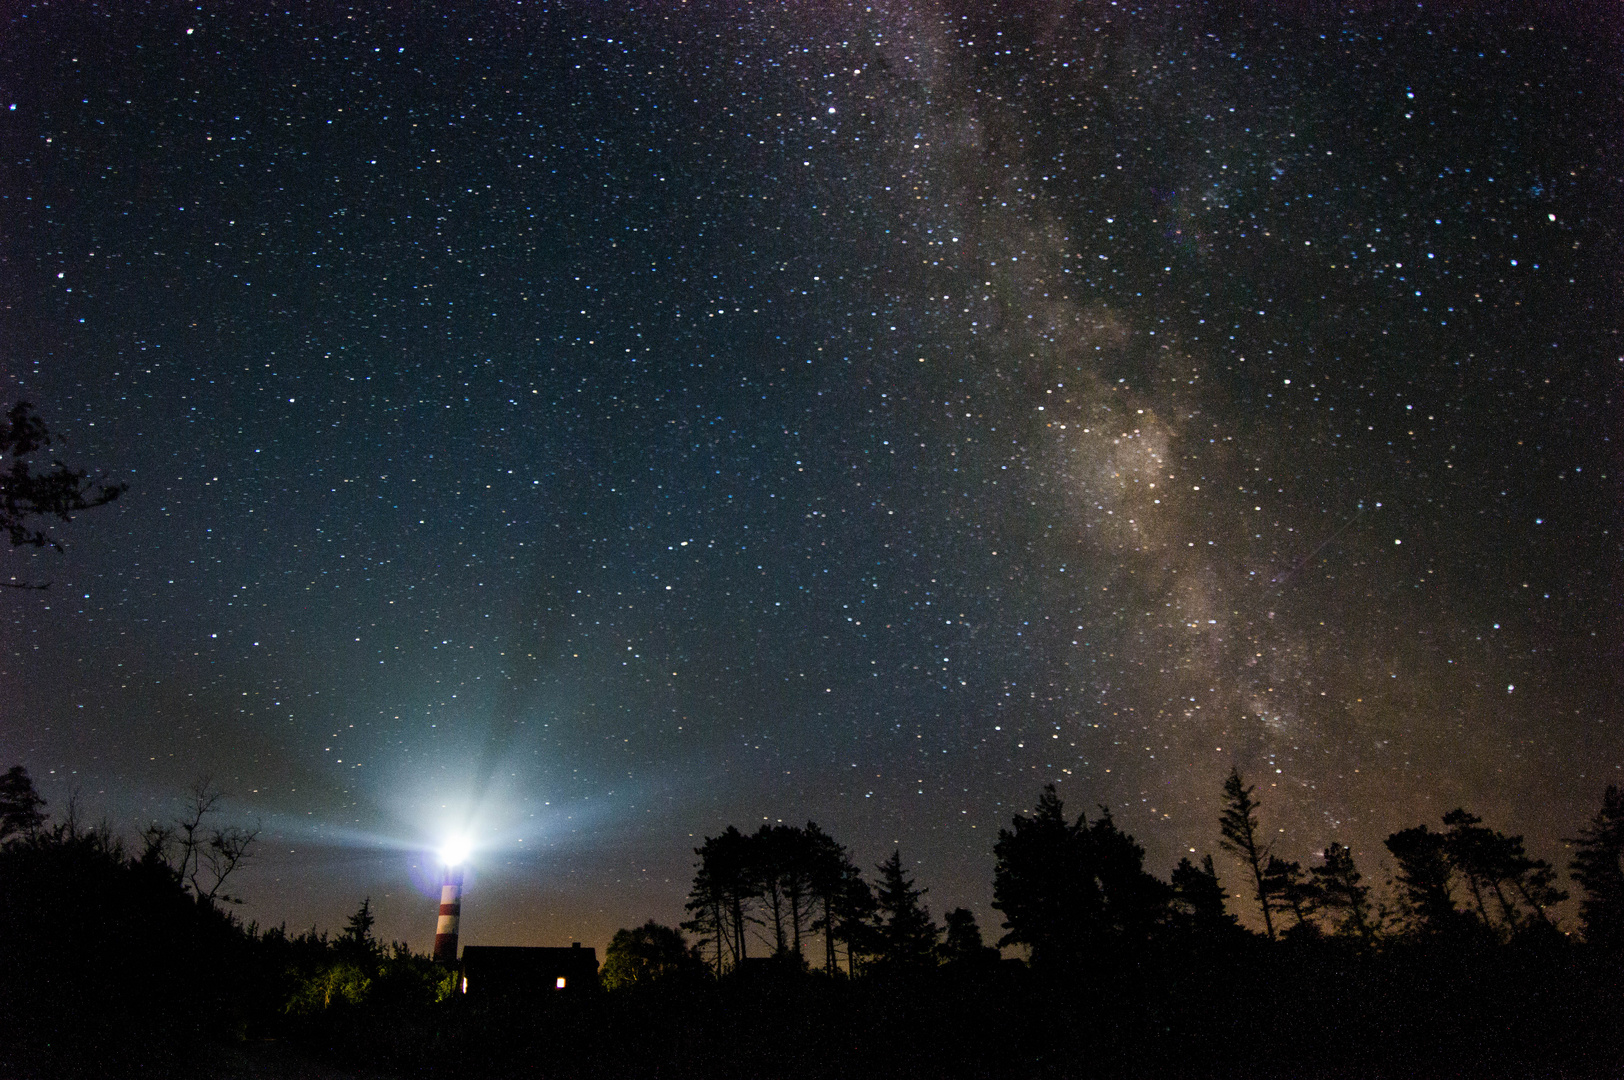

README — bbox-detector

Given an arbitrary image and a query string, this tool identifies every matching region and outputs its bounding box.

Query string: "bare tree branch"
[144,777,258,906]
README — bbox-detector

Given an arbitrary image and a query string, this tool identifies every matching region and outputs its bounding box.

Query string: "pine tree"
[1441,809,1564,937]
[1310,842,1373,940]
[834,870,881,974]
[993,784,1171,963]
[339,898,380,961]
[1171,854,1236,936]
[803,821,858,973]
[1385,825,1461,936]
[871,849,939,973]
[684,826,758,973]
[992,783,1084,962]
[941,907,997,965]
[0,765,47,842]
[1569,786,1624,950]
[1262,856,1317,936]
[1,401,126,586]
[1219,768,1275,940]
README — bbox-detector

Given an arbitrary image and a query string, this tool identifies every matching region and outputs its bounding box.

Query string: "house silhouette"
[459,943,599,997]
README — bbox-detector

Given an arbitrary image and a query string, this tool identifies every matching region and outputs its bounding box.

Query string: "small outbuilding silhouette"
[459,944,599,998]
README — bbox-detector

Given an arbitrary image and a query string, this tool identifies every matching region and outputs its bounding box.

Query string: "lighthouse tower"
[432,864,463,964]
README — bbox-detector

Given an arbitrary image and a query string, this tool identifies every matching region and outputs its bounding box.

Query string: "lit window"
[461,977,468,994]
[556,976,567,990]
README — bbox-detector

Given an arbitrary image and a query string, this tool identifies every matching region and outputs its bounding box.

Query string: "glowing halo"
[438,835,472,867]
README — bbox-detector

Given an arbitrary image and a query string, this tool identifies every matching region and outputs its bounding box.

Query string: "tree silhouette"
[1309,842,1374,940]
[941,907,998,966]
[685,825,758,974]
[750,822,827,959]
[1569,786,1624,950]
[1441,809,1565,938]
[1262,855,1318,937]
[753,824,796,956]
[0,764,47,842]
[140,778,259,906]
[993,784,1087,963]
[803,820,861,973]
[687,821,874,974]
[340,897,379,959]
[993,783,1172,964]
[1218,768,1275,939]
[1171,854,1237,937]
[832,861,881,974]
[1385,824,1463,936]
[871,849,939,973]
[1,401,126,585]
[602,920,704,990]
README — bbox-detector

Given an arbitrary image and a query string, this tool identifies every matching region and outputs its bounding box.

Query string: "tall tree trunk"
[824,894,837,973]
[767,881,786,954]
[731,896,747,962]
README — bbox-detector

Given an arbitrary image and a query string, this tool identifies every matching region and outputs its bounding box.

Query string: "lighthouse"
[433,862,464,964]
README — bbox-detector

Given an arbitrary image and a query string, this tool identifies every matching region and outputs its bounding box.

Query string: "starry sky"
[1,0,1619,952]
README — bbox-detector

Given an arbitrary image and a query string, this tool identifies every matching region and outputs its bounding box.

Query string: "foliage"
[1383,810,1566,940]
[341,896,380,957]
[1218,768,1276,940]
[0,764,47,842]
[685,824,757,973]
[0,401,126,584]
[992,783,1172,965]
[0,795,247,1076]
[274,901,455,1020]
[1569,785,1624,949]
[1441,808,1565,938]
[1171,854,1238,937]
[1309,842,1374,940]
[602,920,706,990]
[685,820,868,975]
[1385,823,1463,935]
[7,763,1624,1080]
[1263,855,1318,937]
[871,849,940,973]
[941,906,999,966]
[285,961,374,1013]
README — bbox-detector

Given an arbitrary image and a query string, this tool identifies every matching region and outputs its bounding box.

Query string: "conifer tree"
[992,784,1083,962]
[0,765,46,842]
[1262,856,1317,936]
[1441,809,1564,937]
[1385,824,1461,935]
[1310,842,1374,940]
[1171,854,1236,936]
[1,401,126,586]
[941,907,997,965]
[871,849,939,972]
[1219,768,1275,940]
[1570,786,1624,950]
[684,826,757,973]
[994,784,1171,962]
[804,821,859,973]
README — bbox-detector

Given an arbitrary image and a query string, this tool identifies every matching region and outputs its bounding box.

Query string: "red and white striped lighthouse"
[432,864,463,964]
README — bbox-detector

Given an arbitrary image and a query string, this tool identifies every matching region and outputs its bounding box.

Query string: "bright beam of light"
[438,835,472,867]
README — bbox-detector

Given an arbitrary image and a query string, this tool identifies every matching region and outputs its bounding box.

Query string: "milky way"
[1,1,1617,951]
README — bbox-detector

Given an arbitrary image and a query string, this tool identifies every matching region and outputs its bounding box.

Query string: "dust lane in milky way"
[1,0,1617,951]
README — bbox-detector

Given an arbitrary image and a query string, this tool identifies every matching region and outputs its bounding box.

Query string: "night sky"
[2,1,1619,954]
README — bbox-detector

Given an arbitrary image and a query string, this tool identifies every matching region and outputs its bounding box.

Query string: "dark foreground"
[11,937,1624,1080]
[6,798,1622,1079]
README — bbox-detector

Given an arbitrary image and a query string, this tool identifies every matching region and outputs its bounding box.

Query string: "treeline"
[6,762,1624,1079]
[674,822,986,980]
[0,768,452,1079]
[618,769,1619,990]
